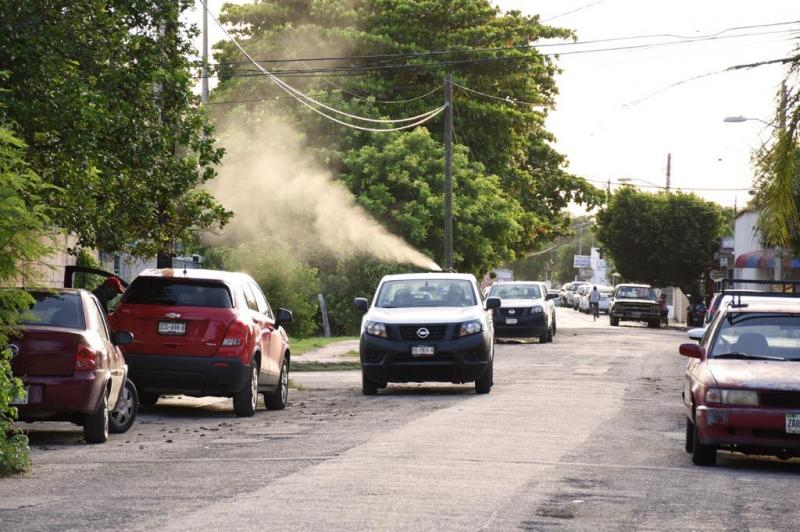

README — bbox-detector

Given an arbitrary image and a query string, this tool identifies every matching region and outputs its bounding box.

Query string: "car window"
[242,283,259,312]
[709,312,800,358]
[376,279,477,308]
[614,286,656,300]
[249,281,274,319]
[488,284,541,299]
[19,291,86,329]
[122,278,233,308]
[88,298,111,342]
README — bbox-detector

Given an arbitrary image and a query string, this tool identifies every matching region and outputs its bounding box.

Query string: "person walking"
[588,285,600,321]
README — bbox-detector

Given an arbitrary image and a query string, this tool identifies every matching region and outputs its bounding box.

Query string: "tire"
[610,316,619,326]
[648,320,660,328]
[685,417,694,453]
[475,358,493,394]
[84,391,109,444]
[539,332,548,343]
[110,379,138,434]
[552,317,557,337]
[266,357,289,411]
[691,417,717,466]
[139,391,159,406]
[546,324,554,343]
[233,362,258,417]
[362,369,378,396]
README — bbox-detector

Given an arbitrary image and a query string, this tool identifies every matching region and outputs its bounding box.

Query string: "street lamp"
[723,116,774,127]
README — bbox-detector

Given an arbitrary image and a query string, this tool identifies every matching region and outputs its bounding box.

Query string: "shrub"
[224,240,320,339]
[320,256,413,336]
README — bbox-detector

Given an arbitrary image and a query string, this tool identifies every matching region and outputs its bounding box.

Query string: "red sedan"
[680,297,800,466]
[10,289,137,443]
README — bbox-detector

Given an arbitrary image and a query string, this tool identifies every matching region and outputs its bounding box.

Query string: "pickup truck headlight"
[531,306,544,314]
[364,321,388,338]
[459,320,483,337]
[705,388,759,406]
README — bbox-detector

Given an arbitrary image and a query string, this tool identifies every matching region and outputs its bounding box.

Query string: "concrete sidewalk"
[296,339,360,364]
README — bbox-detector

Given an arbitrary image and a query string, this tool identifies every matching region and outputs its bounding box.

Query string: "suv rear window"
[122,278,233,308]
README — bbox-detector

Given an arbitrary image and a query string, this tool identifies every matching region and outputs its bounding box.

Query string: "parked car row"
[9,266,294,444]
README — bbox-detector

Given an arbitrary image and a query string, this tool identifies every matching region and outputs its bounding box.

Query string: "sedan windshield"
[488,284,541,299]
[615,286,656,300]
[376,279,477,308]
[709,313,800,360]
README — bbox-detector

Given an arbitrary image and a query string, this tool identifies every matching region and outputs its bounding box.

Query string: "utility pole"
[665,152,671,192]
[443,74,454,270]
[201,0,209,104]
[606,179,611,201]
[774,81,788,282]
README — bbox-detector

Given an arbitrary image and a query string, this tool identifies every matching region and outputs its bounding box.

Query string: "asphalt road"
[4,308,800,531]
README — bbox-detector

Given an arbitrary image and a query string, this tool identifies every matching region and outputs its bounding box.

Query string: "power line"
[589,178,751,192]
[452,82,540,106]
[208,21,800,67]
[542,0,608,23]
[197,0,447,132]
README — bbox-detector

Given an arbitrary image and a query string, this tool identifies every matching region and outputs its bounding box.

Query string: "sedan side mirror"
[545,293,558,300]
[687,328,705,342]
[275,308,293,329]
[679,343,706,359]
[353,297,369,312]
[485,297,501,310]
[113,331,134,346]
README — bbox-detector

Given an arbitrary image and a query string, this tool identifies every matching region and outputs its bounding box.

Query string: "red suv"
[110,269,293,417]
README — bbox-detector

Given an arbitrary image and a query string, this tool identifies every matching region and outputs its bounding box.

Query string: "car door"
[250,283,284,387]
[240,281,274,383]
[86,294,124,405]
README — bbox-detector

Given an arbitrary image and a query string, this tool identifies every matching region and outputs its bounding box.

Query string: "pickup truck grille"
[497,307,531,317]
[398,325,448,341]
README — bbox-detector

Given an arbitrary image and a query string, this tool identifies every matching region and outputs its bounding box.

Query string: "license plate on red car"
[411,346,434,357]
[786,414,800,434]
[158,320,186,335]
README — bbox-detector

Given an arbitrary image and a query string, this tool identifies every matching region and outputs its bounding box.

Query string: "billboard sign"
[573,255,591,268]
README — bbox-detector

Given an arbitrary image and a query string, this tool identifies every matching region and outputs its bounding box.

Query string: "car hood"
[366,306,483,324]
[706,359,800,390]
[498,299,544,308]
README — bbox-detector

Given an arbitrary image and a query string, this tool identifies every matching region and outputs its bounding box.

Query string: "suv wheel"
[610,316,619,326]
[690,417,717,466]
[362,369,379,395]
[233,362,258,417]
[475,358,493,394]
[110,379,138,434]
[266,357,289,411]
[84,391,109,444]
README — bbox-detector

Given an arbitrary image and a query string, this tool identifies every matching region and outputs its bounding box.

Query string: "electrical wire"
[208,21,800,67]
[452,82,540,106]
[587,177,752,192]
[197,0,447,131]
[542,0,608,23]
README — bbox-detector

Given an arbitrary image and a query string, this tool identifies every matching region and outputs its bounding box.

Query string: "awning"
[734,249,800,269]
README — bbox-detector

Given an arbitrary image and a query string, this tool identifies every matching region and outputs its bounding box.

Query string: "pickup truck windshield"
[377,279,477,308]
[615,287,656,300]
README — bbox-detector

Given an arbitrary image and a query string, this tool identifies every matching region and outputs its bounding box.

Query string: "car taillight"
[218,320,249,356]
[74,344,97,371]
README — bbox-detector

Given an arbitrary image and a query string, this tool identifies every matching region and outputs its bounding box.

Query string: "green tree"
[211,0,604,269]
[595,187,726,292]
[0,115,53,474]
[223,241,321,338]
[0,1,231,258]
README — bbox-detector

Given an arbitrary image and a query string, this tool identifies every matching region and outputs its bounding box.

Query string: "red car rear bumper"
[15,371,107,420]
[696,405,800,451]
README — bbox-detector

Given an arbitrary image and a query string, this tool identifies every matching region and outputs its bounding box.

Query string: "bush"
[224,240,320,338]
[320,256,413,336]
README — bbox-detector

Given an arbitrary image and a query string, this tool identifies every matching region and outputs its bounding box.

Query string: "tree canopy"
[210,0,604,272]
[0,1,231,257]
[595,187,726,292]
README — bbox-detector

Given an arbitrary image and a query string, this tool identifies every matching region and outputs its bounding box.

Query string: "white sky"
[189,0,798,210]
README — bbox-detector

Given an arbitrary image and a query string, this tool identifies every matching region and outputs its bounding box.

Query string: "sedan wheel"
[110,379,139,434]
[84,392,109,444]
[691,417,717,466]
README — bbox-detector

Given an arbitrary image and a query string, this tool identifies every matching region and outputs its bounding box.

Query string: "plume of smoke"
[204,115,441,271]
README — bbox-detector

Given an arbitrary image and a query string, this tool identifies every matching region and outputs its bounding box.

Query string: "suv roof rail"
[715,278,800,295]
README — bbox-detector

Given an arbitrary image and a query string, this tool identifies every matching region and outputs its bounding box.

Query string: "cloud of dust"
[205,116,441,271]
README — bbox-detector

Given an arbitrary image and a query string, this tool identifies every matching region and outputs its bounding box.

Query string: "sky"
[188,0,798,211]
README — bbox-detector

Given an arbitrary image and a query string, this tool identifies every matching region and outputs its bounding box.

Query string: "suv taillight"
[74,344,97,371]
[217,320,249,356]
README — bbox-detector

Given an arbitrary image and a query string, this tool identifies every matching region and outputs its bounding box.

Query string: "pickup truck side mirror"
[353,298,369,312]
[485,297,501,310]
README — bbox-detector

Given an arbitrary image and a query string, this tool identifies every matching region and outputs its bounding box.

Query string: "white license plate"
[506,318,518,325]
[158,321,186,335]
[10,388,28,405]
[411,346,435,357]
[629,312,641,318]
[786,414,800,434]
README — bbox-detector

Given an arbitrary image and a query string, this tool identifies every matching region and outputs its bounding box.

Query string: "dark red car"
[110,268,293,417]
[679,292,800,466]
[10,289,137,443]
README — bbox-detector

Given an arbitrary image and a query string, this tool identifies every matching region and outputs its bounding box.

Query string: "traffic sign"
[573,255,591,268]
